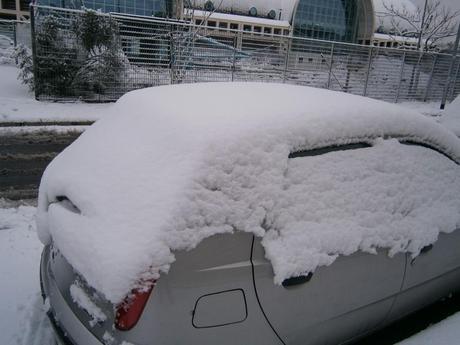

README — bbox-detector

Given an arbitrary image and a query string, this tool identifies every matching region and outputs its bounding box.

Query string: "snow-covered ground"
[0,200,54,345]
[0,65,110,123]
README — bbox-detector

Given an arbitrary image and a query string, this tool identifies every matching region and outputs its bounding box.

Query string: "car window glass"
[289,143,371,159]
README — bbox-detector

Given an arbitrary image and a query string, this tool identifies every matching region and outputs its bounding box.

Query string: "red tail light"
[115,282,155,331]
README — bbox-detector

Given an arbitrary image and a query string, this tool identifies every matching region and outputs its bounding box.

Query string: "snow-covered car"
[38,83,460,345]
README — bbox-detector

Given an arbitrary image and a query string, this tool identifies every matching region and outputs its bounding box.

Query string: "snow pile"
[440,95,460,137]
[37,82,460,304]
[69,283,107,327]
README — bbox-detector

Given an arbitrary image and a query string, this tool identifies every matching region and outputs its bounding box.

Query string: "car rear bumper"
[40,245,104,345]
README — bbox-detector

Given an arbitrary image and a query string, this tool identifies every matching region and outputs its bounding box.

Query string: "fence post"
[449,58,460,101]
[231,35,236,82]
[283,37,291,83]
[441,23,460,109]
[395,51,406,103]
[29,5,39,100]
[12,21,17,47]
[363,46,373,96]
[13,21,18,64]
[423,54,437,102]
[326,43,335,89]
[169,31,175,84]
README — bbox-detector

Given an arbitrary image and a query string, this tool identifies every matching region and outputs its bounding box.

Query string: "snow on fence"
[30,5,460,104]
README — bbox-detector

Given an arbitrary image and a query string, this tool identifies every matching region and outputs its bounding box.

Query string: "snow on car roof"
[37,83,460,304]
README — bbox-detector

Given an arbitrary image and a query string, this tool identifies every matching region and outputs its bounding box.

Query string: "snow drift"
[37,82,460,304]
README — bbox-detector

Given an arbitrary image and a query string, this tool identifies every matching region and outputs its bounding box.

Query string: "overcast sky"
[412,0,460,12]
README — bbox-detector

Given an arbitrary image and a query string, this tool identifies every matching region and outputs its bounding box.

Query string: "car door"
[386,230,460,324]
[251,238,405,345]
[250,144,406,345]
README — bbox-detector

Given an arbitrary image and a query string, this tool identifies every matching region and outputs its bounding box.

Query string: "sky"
[412,0,460,13]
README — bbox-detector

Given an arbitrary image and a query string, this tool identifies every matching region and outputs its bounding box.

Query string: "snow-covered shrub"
[71,9,131,97]
[28,10,131,99]
[34,15,79,97]
[13,44,34,91]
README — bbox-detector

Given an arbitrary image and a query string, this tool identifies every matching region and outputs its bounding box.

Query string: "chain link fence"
[30,5,460,104]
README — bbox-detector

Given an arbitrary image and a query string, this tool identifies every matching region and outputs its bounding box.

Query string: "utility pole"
[440,22,460,110]
[417,0,428,51]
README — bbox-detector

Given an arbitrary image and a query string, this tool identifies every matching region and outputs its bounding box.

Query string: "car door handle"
[420,244,433,254]
[411,244,434,265]
[282,272,313,287]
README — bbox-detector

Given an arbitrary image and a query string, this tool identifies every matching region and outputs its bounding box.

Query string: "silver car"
[39,83,460,345]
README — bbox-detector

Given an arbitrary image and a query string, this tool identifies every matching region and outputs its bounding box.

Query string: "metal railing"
[30,5,460,104]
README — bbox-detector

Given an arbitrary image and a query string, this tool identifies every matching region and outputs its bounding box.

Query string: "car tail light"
[115,282,155,331]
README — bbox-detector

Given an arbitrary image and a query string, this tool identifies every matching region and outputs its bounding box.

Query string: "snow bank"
[440,95,460,137]
[36,82,460,304]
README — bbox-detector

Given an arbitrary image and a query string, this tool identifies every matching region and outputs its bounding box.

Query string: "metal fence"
[0,19,31,47]
[0,19,15,43]
[31,5,460,104]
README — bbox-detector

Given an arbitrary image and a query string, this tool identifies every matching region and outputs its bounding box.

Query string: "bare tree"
[381,0,460,51]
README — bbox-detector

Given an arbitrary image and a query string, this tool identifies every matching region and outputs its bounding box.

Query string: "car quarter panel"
[119,231,282,345]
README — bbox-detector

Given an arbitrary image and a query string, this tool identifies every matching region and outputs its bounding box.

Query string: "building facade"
[187,0,375,43]
[32,0,376,44]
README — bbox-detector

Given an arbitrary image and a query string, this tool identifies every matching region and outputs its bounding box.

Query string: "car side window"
[289,143,371,159]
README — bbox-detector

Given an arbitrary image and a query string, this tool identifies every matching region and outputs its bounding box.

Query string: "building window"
[207,20,216,27]
[263,27,272,35]
[292,0,359,42]
[20,0,30,11]
[230,23,239,30]
[253,26,261,33]
[1,0,16,10]
[218,22,228,29]
[274,28,281,35]
[243,24,251,32]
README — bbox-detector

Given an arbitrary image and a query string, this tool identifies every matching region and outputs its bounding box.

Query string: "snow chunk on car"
[37,82,460,304]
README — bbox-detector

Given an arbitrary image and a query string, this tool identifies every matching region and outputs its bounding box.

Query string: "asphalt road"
[0,128,83,199]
